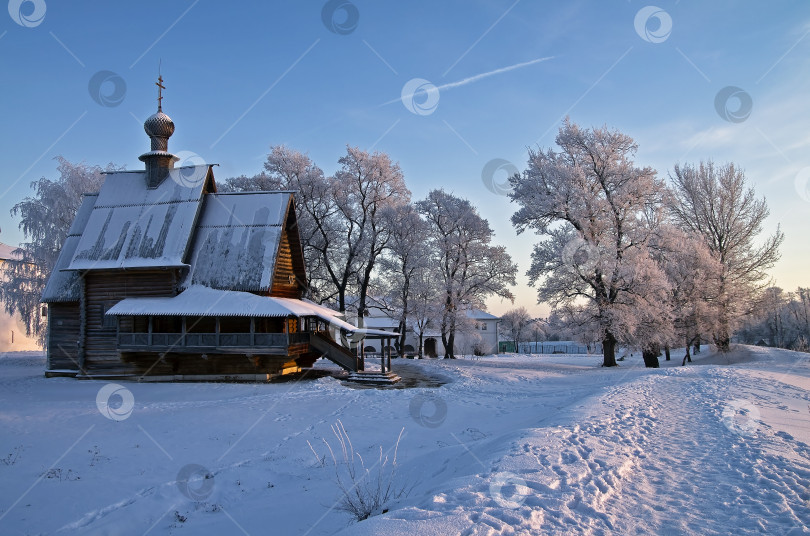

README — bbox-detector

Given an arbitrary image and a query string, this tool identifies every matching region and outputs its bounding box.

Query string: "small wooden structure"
[41,88,395,381]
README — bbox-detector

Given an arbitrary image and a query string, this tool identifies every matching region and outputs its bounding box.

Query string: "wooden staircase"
[309,332,362,372]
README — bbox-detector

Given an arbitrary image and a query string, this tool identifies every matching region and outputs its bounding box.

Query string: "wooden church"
[41,79,396,381]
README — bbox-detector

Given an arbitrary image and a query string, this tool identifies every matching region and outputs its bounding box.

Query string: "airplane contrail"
[386,56,554,106]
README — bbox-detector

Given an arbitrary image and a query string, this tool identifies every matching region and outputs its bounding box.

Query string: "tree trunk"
[682,341,691,366]
[397,319,407,358]
[602,331,618,367]
[642,343,661,368]
[715,333,730,352]
[664,345,671,361]
[444,332,455,359]
[418,332,424,358]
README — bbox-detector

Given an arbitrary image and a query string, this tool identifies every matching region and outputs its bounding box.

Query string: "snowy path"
[1,347,809,535]
[341,349,810,535]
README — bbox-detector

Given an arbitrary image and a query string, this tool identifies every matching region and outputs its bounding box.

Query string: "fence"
[516,341,602,354]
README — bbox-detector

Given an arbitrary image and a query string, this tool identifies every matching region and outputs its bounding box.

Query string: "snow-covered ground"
[1,346,809,535]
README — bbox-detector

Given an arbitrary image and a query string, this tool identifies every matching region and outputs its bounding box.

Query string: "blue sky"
[1,1,808,316]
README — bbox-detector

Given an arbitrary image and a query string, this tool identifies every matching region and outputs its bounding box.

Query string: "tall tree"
[510,119,670,367]
[652,226,722,364]
[407,266,442,357]
[668,161,783,351]
[0,158,112,343]
[377,203,430,357]
[333,147,410,321]
[417,189,517,358]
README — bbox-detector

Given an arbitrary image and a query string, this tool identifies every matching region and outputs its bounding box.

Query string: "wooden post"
[215,317,220,347]
[388,338,392,372]
[381,339,386,374]
[148,316,153,346]
[181,316,186,347]
[250,317,255,347]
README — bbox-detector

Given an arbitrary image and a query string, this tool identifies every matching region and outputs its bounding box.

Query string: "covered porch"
[106,286,399,376]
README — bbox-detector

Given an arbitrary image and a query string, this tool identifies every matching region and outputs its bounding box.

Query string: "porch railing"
[118,332,295,349]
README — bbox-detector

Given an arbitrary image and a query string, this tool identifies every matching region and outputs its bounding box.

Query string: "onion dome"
[144,110,175,142]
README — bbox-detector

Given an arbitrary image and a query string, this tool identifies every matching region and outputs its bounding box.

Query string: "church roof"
[181,191,293,292]
[66,165,210,271]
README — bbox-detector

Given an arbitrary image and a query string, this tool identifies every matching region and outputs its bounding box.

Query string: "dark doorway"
[424,337,437,358]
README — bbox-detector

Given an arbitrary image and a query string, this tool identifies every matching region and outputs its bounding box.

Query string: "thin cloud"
[386,56,554,106]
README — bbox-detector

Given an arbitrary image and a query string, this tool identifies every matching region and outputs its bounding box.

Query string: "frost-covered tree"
[652,225,722,364]
[417,189,517,358]
[377,203,430,357]
[0,157,112,343]
[737,286,810,352]
[499,307,534,349]
[510,120,670,367]
[668,161,783,351]
[334,147,410,323]
[407,267,443,358]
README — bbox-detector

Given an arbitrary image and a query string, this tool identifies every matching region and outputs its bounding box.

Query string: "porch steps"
[345,371,401,385]
[309,332,362,372]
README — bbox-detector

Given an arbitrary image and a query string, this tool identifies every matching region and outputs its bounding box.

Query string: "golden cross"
[156,75,165,111]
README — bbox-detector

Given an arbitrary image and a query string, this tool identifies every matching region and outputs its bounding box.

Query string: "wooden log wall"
[270,202,306,298]
[46,302,81,371]
[83,269,177,374]
[270,227,300,298]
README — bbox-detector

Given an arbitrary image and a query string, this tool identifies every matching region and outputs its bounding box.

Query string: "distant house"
[356,306,501,357]
[41,89,394,380]
[0,243,41,352]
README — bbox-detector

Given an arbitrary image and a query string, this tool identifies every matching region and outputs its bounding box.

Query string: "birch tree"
[0,157,112,343]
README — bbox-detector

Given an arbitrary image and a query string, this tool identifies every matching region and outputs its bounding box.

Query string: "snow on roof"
[466,309,500,320]
[106,285,397,337]
[42,194,98,302]
[182,192,290,292]
[67,166,209,270]
[363,315,398,329]
[0,242,22,261]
